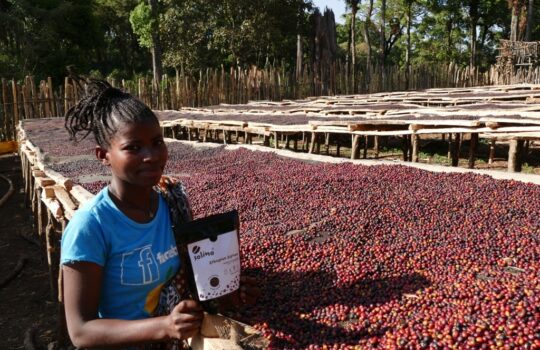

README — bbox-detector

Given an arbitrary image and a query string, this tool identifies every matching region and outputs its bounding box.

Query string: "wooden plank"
[43,186,55,199]
[53,186,77,211]
[41,192,63,219]
[44,168,73,191]
[351,124,409,132]
[70,185,94,206]
[35,177,56,188]
[479,117,540,125]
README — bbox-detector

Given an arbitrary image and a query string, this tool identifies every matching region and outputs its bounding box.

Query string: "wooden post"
[451,133,461,167]
[274,131,279,149]
[21,78,30,119]
[351,135,360,160]
[315,134,321,154]
[308,132,316,154]
[30,76,38,119]
[447,133,453,161]
[324,133,330,154]
[488,139,496,164]
[363,135,369,159]
[411,134,419,162]
[401,136,409,161]
[2,79,10,140]
[468,133,478,169]
[508,139,524,172]
[373,136,379,159]
[11,80,19,132]
[45,211,59,300]
[293,135,298,151]
[48,77,57,117]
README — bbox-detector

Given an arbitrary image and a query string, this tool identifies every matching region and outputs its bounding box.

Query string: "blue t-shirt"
[61,187,180,320]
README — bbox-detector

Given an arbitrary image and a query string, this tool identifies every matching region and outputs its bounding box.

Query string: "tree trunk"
[511,3,520,42]
[380,0,387,89]
[362,0,374,91]
[405,1,412,90]
[350,3,358,93]
[446,19,453,61]
[346,18,351,94]
[469,0,478,70]
[296,34,303,80]
[148,0,163,83]
[526,0,534,41]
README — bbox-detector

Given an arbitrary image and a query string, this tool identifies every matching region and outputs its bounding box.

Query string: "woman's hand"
[166,300,204,340]
[239,276,261,305]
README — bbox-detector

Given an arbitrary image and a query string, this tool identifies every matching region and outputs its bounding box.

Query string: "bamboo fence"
[0,62,502,142]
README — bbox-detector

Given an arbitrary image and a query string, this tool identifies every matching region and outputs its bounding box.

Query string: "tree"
[130,0,162,82]
[0,0,101,80]
[345,0,361,93]
[405,0,414,89]
[361,0,374,88]
[509,0,526,41]
[526,0,534,40]
[93,0,149,78]
[469,0,479,69]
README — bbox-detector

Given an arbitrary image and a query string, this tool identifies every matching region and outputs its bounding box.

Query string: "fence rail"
[0,61,523,142]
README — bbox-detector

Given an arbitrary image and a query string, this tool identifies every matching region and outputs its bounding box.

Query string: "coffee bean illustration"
[210,277,220,287]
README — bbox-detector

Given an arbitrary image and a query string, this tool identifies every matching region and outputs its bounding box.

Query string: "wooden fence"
[0,62,509,142]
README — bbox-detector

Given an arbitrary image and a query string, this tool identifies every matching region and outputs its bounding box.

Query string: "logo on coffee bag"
[191,245,215,261]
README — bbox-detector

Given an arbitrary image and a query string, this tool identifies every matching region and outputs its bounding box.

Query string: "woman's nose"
[141,146,159,162]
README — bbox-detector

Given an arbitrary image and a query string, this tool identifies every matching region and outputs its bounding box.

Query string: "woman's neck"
[108,178,158,223]
[108,178,153,206]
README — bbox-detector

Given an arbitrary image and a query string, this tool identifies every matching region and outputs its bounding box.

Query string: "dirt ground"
[0,154,59,349]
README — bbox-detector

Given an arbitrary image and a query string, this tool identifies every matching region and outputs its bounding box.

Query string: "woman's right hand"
[166,300,204,340]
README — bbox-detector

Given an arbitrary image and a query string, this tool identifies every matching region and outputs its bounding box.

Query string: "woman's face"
[97,120,168,188]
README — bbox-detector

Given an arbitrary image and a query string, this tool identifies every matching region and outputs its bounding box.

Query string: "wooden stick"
[468,133,478,168]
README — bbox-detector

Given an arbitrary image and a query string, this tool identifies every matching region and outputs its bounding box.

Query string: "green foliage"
[159,0,313,70]
[0,0,539,80]
[129,2,154,49]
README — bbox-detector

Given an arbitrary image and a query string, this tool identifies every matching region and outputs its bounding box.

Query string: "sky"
[311,0,347,24]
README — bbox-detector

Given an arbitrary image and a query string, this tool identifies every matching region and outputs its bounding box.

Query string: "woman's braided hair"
[64,77,158,147]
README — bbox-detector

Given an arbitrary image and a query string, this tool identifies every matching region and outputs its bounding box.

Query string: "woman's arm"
[63,262,203,348]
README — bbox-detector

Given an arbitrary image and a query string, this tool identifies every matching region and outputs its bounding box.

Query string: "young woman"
[60,79,257,349]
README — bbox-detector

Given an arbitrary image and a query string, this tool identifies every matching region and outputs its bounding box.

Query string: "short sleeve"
[61,208,108,266]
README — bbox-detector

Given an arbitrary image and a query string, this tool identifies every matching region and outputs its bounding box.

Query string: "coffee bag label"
[187,230,240,301]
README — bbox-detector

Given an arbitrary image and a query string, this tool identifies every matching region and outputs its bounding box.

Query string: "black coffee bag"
[174,210,241,313]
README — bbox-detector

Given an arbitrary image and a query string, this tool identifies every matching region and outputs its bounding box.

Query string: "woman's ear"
[95,146,110,166]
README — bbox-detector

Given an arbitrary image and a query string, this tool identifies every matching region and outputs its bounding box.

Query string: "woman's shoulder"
[69,187,112,225]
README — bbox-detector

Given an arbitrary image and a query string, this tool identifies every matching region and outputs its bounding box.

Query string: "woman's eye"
[125,145,140,151]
